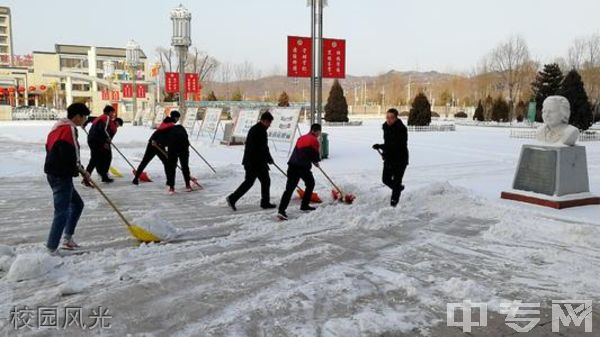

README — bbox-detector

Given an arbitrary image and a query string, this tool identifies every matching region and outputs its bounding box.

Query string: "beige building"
[0,43,157,121]
[0,6,13,67]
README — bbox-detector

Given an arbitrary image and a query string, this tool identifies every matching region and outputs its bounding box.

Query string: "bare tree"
[156,47,175,72]
[488,35,531,119]
[567,34,600,101]
[187,47,219,82]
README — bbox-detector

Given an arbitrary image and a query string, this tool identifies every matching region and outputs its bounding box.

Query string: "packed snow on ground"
[0,120,598,336]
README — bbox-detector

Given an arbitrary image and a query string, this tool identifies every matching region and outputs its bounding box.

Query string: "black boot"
[226,196,237,211]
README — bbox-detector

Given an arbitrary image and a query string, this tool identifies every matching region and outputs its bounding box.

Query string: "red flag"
[122,83,133,98]
[165,72,179,93]
[322,38,346,79]
[287,36,312,78]
[136,84,147,98]
[185,73,200,94]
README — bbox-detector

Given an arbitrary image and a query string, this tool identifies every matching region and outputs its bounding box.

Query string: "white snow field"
[0,120,599,336]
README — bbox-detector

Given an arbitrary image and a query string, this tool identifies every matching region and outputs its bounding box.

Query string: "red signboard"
[101,88,110,100]
[136,84,147,98]
[185,73,200,93]
[322,38,346,79]
[165,72,179,93]
[287,36,312,78]
[111,90,120,101]
[122,83,133,98]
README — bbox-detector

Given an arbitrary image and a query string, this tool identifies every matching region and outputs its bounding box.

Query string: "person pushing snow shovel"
[132,114,177,185]
[164,111,196,194]
[277,123,322,221]
[85,105,116,183]
[372,108,409,207]
[44,103,92,254]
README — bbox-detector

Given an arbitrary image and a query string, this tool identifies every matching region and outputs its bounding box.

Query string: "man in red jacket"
[44,103,91,254]
[277,123,322,220]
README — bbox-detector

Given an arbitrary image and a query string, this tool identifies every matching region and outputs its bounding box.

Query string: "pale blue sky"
[5,0,600,76]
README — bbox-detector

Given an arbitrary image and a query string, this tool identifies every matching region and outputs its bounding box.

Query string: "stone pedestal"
[501,145,600,209]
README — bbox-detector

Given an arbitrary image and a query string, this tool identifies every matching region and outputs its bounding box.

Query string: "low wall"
[0,105,11,120]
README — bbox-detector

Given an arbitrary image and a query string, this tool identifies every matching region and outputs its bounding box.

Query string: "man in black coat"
[86,105,115,183]
[164,111,194,194]
[373,108,409,207]
[226,111,276,210]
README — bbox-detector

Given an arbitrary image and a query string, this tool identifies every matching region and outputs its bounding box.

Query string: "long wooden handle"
[316,165,344,196]
[273,162,306,192]
[80,169,132,228]
[152,143,183,171]
[190,144,217,174]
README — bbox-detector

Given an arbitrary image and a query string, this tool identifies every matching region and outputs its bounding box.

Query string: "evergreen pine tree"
[324,79,349,122]
[206,91,218,101]
[491,96,510,122]
[473,100,485,121]
[278,91,290,107]
[483,95,494,121]
[532,63,563,122]
[407,92,432,126]
[515,100,527,122]
[559,69,593,130]
[231,89,243,101]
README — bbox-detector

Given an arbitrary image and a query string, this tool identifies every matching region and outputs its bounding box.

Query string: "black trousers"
[382,161,407,202]
[229,165,271,205]
[166,150,191,188]
[86,146,111,178]
[278,165,315,212]
[135,143,168,180]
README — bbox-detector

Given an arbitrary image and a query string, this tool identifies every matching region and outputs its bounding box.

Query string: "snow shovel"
[79,168,161,243]
[189,144,217,174]
[152,144,202,189]
[109,166,124,177]
[273,163,322,203]
[82,128,151,182]
[109,142,152,183]
[315,165,356,204]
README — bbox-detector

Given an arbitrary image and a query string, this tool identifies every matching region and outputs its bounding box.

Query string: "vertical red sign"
[322,38,346,79]
[185,73,199,93]
[136,84,147,98]
[101,88,110,100]
[122,83,133,98]
[287,36,312,78]
[165,72,180,93]
[111,90,120,101]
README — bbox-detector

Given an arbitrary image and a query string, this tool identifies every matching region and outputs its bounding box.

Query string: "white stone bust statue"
[535,96,579,146]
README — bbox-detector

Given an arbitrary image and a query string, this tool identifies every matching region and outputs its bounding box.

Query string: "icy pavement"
[0,121,599,336]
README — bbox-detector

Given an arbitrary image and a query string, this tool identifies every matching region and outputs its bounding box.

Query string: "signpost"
[268,107,302,154]
[287,36,312,78]
[527,101,537,123]
[183,107,198,134]
[198,107,222,143]
[232,109,260,139]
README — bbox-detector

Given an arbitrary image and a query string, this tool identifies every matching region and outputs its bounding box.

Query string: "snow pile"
[135,211,180,241]
[5,253,62,282]
[58,279,87,296]
[0,244,15,272]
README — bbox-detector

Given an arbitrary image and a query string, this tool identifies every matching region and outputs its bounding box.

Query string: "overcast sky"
[4,0,600,76]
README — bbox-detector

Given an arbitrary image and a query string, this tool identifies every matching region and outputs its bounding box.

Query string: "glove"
[372,144,382,150]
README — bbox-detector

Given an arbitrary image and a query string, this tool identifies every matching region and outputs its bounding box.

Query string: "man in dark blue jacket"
[227,112,275,210]
[44,103,91,253]
[373,108,409,207]
[132,115,176,185]
[277,123,322,220]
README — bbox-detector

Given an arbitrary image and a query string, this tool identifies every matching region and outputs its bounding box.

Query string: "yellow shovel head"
[128,224,162,243]
[109,166,124,177]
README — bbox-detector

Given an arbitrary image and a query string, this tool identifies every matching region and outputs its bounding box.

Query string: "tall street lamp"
[171,4,192,112]
[126,39,141,124]
[307,0,327,125]
[103,60,115,111]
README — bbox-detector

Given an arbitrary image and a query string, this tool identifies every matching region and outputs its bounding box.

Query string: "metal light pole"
[103,60,115,108]
[126,40,141,124]
[171,4,192,113]
[307,0,327,125]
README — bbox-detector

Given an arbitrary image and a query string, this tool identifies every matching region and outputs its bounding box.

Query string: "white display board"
[198,107,223,142]
[232,109,260,138]
[184,107,199,133]
[268,107,301,143]
[153,106,165,128]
